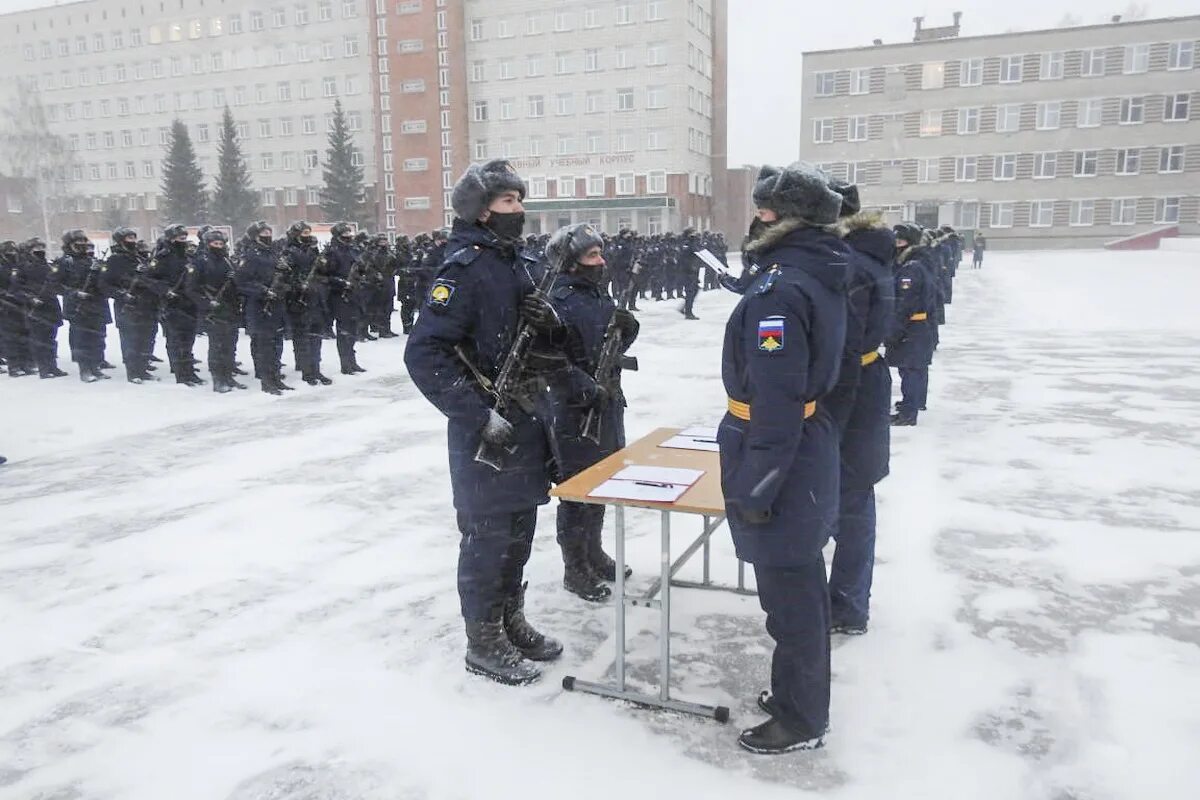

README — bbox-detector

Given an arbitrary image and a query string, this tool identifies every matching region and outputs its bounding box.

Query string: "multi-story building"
[459,0,727,234]
[800,15,1200,248]
[0,0,727,241]
[0,0,379,241]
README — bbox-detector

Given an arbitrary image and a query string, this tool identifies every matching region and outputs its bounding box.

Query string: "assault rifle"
[581,274,640,444]
[456,256,565,472]
[261,256,292,316]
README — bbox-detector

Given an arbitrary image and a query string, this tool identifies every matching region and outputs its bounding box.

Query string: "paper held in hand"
[588,465,706,503]
[695,249,729,276]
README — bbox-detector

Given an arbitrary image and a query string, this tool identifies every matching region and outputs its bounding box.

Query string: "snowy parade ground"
[2,250,1198,799]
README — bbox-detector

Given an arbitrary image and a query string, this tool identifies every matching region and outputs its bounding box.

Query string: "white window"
[957,107,980,135]
[815,71,837,97]
[1074,150,1098,177]
[307,187,320,204]
[584,8,600,28]
[1159,145,1184,173]
[957,201,979,229]
[470,61,485,82]
[1111,198,1137,225]
[1123,43,1150,74]
[851,68,871,95]
[583,48,600,72]
[557,176,575,198]
[646,128,666,150]
[616,88,634,112]
[526,14,542,35]
[586,174,605,196]
[473,100,488,122]
[262,188,276,206]
[586,130,604,153]
[1030,200,1054,227]
[1168,41,1195,71]
[585,91,603,114]
[528,177,548,198]
[1041,51,1064,80]
[259,119,273,137]
[529,137,543,157]
[616,173,635,195]
[554,11,571,31]
[497,58,514,80]
[322,76,337,97]
[557,134,576,155]
[648,170,666,194]
[995,104,1020,133]
[1070,199,1095,226]
[557,93,575,115]
[919,109,942,137]
[999,55,1023,83]
[959,58,982,86]
[917,157,939,183]
[647,42,666,66]
[473,140,488,159]
[469,19,483,41]
[615,130,634,152]
[1115,148,1141,176]
[400,119,425,134]
[955,156,978,182]
[278,82,292,102]
[496,97,514,121]
[1077,98,1102,128]
[1155,197,1180,224]
[615,46,633,69]
[404,197,431,210]
[497,19,512,38]
[261,153,275,170]
[848,116,868,141]
[615,3,633,24]
[990,202,1014,228]
[1034,152,1058,179]
[1119,97,1145,124]
[556,51,572,74]
[1082,48,1105,77]
[302,117,317,135]
[1164,93,1191,122]
[403,158,429,172]
[646,1,664,21]
[921,61,945,90]
[1016,101,1050,134]
[813,119,834,143]
[993,154,1017,180]
[528,95,545,117]
[646,86,666,109]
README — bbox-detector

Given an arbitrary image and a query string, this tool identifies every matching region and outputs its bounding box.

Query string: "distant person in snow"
[973,232,986,269]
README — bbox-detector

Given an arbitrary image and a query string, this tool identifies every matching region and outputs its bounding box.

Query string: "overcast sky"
[1,0,1194,166]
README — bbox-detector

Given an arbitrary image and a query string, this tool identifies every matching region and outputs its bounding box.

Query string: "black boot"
[464,616,542,686]
[303,374,320,386]
[316,373,334,385]
[502,582,563,662]
[91,366,111,380]
[230,378,248,390]
[98,360,116,370]
[213,377,233,394]
[233,365,248,376]
[40,367,68,379]
[890,413,917,427]
[586,529,631,582]
[261,378,282,395]
[275,374,296,391]
[737,718,825,755]
[562,539,612,602]
[351,362,367,373]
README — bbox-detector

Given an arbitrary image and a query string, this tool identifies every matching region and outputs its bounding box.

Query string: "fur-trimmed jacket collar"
[744,217,834,255]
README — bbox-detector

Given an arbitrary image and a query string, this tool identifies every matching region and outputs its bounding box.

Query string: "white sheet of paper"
[679,426,719,439]
[611,465,705,486]
[588,478,689,503]
[659,435,720,453]
[695,248,729,275]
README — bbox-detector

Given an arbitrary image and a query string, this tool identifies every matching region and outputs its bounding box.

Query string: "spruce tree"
[160,119,207,223]
[210,107,258,230]
[321,99,365,225]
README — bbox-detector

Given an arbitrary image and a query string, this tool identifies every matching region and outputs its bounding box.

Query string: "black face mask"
[258,235,273,247]
[484,211,526,242]
[171,239,188,251]
[574,262,604,283]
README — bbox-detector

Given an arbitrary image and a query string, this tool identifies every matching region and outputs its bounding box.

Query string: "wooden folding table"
[552,426,752,722]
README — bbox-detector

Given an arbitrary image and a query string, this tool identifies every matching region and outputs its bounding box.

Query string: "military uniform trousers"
[27,317,62,375]
[67,310,108,371]
[456,509,537,622]
[329,293,360,370]
[161,307,198,376]
[204,315,239,381]
[897,367,929,420]
[1,308,32,372]
[829,487,877,628]
[286,307,324,379]
[114,305,155,378]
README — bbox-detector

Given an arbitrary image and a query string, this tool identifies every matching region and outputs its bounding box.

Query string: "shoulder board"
[444,245,483,267]
[755,265,781,296]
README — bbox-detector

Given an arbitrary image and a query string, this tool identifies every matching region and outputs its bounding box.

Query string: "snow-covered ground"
[2,250,1198,800]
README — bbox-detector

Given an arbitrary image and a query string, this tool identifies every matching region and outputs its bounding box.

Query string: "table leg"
[737,559,746,592]
[615,504,626,692]
[660,510,671,702]
[702,515,711,585]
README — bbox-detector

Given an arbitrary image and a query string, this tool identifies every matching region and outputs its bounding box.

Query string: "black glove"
[586,381,610,408]
[480,409,515,447]
[520,292,561,333]
[612,308,639,340]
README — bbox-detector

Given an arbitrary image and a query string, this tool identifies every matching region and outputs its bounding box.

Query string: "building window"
[557,93,575,115]
[554,11,571,31]
[615,46,633,70]
[616,88,634,112]
[1036,101,1061,130]
[527,176,548,198]
[1115,148,1142,176]
[323,77,337,97]
[585,91,603,114]
[1077,98,1102,128]
[959,58,982,86]
[528,95,545,118]
[954,156,977,182]
[1168,41,1195,71]
[1069,199,1095,226]
[469,19,483,41]
[815,71,836,97]
[497,18,513,38]
[848,115,868,141]
[302,116,317,135]
[586,130,604,153]
[917,157,939,183]
[499,97,516,120]
[1123,43,1150,74]
[1030,200,1054,227]
[647,42,666,67]
[1119,97,1145,125]
[278,82,292,102]
[1041,51,1064,80]
[851,68,871,95]
[1033,151,1058,179]
[529,137,543,157]
[646,128,666,150]
[990,202,1014,228]
[473,140,488,160]
[813,119,834,143]
[993,154,1017,180]
[1155,197,1181,224]
[527,55,544,77]
[957,107,980,135]
[473,100,488,122]
[344,36,360,57]
[919,109,942,137]
[615,130,634,152]
[646,86,666,109]
[1159,145,1184,173]
[647,1,665,21]
[995,104,1020,133]
[921,61,945,90]
[304,151,320,169]
[526,14,542,35]
[616,3,633,24]
[999,55,1023,83]
[557,176,575,198]
[470,61,485,83]
[1164,93,1191,122]
[957,201,979,229]
[1111,198,1136,225]
[1074,150,1098,177]
[586,174,605,196]
[1081,48,1105,77]
[404,197,431,210]
[616,173,635,195]
[584,49,601,72]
